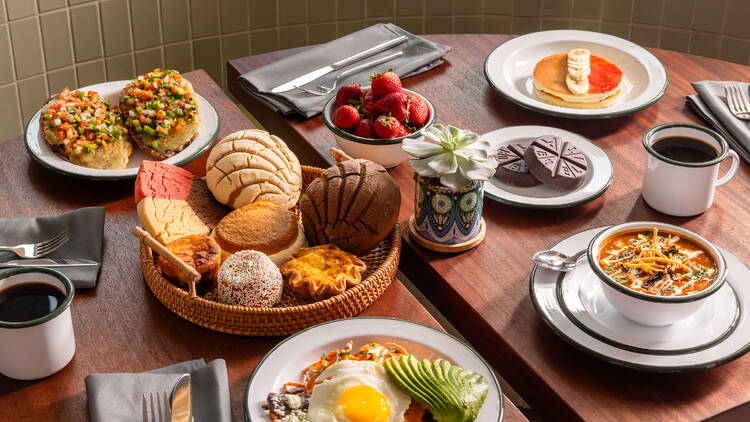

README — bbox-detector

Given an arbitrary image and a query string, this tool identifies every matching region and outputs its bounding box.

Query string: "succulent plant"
[402,124,497,190]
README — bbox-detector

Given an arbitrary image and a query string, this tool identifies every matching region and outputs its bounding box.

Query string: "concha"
[206,129,302,209]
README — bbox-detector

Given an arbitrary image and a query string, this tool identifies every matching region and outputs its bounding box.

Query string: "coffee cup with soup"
[0,267,75,380]
[641,123,739,217]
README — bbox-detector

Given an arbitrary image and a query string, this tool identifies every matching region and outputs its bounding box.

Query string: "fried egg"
[307,360,411,422]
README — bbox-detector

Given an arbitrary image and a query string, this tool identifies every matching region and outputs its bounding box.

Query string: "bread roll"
[211,201,307,265]
[206,129,302,209]
[300,159,400,255]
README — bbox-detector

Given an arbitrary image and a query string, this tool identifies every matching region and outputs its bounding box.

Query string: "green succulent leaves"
[402,124,497,190]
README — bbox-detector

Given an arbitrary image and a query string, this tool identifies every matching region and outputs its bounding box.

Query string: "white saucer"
[482,126,613,208]
[484,30,668,119]
[530,227,750,372]
[244,317,504,421]
[24,80,220,180]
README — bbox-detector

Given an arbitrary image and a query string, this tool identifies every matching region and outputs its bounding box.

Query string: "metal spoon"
[532,249,587,272]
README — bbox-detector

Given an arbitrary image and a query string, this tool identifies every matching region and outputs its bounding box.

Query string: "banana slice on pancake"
[566,48,591,94]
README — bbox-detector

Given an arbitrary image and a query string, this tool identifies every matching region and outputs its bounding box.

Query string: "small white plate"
[484,30,668,119]
[530,227,750,372]
[24,80,220,180]
[244,317,504,421]
[482,126,613,208]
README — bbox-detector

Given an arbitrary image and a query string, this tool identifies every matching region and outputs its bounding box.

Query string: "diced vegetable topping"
[44,88,125,153]
[121,69,196,141]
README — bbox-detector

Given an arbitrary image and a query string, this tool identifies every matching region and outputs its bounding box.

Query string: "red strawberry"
[369,70,402,98]
[373,115,408,139]
[352,118,373,138]
[375,92,408,122]
[405,94,430,126]
[334,105,360,130]
[360,90,377,118]
[335,83,365,107]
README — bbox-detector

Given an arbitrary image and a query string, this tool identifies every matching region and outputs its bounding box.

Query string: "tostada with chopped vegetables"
[119,69,200,160]
[40,88,131,169]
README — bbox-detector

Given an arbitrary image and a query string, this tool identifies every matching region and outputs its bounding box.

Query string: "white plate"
[482,126,613,208]
[24,80,220,180]
[244,317,503,421]
[530,227,750,372]
[484,30,668,119]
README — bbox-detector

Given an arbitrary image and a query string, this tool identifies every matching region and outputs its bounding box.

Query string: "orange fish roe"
[587,55,623,94]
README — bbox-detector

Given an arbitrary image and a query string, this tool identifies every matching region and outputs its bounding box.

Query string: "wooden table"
[0,69,524,422]
[228,34,750,421]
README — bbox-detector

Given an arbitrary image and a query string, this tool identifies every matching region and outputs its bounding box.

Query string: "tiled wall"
[1,0,750,143]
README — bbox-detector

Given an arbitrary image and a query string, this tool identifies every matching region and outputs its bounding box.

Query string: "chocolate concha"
[205,129,302,209]
[300,159,400,256]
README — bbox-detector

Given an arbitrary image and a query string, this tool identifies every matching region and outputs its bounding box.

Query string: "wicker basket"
[137,149,400,336]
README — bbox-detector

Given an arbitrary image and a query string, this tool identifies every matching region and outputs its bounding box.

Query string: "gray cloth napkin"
[687,81,750,163]
[85,359,231,422]
[0,207,104,288]
[238,23,451,117]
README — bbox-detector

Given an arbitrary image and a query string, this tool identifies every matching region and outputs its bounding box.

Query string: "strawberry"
[374,92,408,122]
[335,83,365,107]
[352,118,373,138]
[360,90,377,118]
[369,70,402,98]
[334,105,360,130]
[405,94,430,126]
[373,115,408,139]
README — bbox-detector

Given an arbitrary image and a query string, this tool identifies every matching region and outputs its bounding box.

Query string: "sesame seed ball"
[217,250,283,307]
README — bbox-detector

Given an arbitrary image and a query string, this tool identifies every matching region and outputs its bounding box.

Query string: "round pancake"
[533,52,623,108]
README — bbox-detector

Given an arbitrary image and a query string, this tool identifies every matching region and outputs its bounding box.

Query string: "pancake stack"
[533,49,623,109]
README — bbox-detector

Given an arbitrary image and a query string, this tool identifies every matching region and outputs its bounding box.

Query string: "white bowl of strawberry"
[322,70,436,168]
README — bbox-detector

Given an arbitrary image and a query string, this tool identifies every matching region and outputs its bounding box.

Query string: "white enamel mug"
[642,123,739,216]
[0,267,75,380]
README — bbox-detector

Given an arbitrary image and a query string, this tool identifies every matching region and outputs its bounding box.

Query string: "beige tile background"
[1,0,750,143]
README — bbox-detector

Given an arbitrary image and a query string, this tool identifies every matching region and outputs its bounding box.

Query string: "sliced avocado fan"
[384,355,489,422]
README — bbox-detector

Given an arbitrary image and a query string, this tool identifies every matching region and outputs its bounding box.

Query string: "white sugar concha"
[206,129,302,209]
[217,250,283,307]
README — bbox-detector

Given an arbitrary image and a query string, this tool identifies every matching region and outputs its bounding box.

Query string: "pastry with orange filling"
[533,48,623,108]
[281,244,366,300]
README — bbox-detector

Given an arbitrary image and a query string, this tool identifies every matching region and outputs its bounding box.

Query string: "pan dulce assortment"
[135,128,401,309]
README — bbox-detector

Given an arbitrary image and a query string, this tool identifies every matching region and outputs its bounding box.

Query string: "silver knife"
[270,35,408,93]
[0,258,99,268]
[170,373,192,422]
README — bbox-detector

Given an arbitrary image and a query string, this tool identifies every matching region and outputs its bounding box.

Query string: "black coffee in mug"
[0,282,65,322]
[652,136,719,163]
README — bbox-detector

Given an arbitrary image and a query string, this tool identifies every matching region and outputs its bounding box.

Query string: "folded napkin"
[0,207,104,288]
[85,359,231,422]
[687,81,750,163]
[238,23,451,117]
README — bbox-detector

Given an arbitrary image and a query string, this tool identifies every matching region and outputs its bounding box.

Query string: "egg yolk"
[338,385,390,422]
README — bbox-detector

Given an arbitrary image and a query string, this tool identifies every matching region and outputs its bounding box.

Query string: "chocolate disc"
[494,143,541,187]
[524,135,588,190]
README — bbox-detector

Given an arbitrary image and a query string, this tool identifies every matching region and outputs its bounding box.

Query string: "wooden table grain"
[0,69,529,422]
[228,34,750,421]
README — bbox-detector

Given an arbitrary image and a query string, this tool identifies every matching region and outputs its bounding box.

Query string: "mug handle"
[716,150,740,186]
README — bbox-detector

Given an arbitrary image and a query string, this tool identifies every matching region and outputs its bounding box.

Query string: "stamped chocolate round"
[524,135,588,190]
[494,143,541,187]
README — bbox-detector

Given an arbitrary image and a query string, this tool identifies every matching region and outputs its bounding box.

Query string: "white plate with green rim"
[482,126,613,208]
[484,30,668,119]
[244,317,503,421]
[530,227,750,372]
[24,80,220,181]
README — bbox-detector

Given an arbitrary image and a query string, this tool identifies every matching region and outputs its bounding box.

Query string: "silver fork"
[0,229,69,258]
[142,392,171,422]
[725,83,750,120]
[295,51,404,96]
